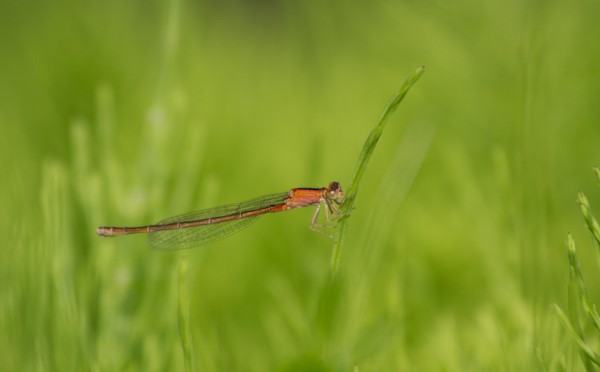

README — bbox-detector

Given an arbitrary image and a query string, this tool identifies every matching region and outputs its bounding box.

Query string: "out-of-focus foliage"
[1,0,599,370]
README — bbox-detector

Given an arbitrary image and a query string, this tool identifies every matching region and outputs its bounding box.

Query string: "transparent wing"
[148,192,289,251]
[148,217,258,251]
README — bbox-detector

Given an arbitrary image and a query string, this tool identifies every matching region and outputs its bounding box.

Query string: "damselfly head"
[326,181,344,202]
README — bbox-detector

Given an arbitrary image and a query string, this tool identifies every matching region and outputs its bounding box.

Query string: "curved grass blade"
[330,66,425,274]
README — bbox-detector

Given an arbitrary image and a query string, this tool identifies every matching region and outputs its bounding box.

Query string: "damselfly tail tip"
[96,226,111,237]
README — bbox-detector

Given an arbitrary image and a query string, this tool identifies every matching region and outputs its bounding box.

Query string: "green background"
[2,0,599,370]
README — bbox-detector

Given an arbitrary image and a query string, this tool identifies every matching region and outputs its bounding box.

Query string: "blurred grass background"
[1,0,599,370]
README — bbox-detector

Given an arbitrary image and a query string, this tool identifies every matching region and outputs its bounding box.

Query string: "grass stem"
[330,66,425,275]
[178,258,195,372]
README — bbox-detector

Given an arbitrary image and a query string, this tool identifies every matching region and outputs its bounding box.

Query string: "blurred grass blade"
[554,304,600,368]
[578,191,600,249]
[567,234,600,333]
[358,121,434,255]
[330,66,425,274]
[178,258,195,372]
[558,175,600,370]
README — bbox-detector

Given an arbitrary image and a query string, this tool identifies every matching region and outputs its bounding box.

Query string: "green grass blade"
[330,66,425,274]
[178,258,195,372]
[578,192,600,249]
[554,304,600,369]
[567,234,600,333]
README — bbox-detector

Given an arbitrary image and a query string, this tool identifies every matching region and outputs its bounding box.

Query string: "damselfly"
[96,182,345,250]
